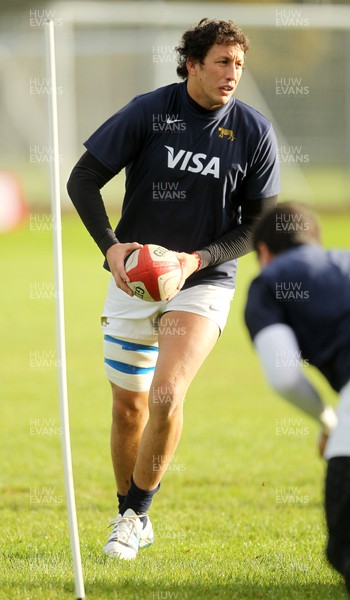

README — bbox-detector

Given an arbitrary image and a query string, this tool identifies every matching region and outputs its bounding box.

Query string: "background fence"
[0,1,349,208]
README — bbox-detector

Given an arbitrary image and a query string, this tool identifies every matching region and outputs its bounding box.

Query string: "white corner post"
[45,19,85,600]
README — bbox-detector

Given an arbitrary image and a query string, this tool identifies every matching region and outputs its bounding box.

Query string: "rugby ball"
[125,244,182,302]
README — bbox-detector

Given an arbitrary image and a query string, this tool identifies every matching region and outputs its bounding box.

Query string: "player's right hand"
[106,242,143,296]
[171,251,200,295]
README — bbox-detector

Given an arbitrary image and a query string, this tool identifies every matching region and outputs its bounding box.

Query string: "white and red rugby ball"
[125,244,182,302]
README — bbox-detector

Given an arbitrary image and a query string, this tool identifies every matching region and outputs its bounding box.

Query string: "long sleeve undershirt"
[254,323,337,434]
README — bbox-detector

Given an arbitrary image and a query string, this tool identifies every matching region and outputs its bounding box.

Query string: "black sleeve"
[197,196,278,268]
[66,151,119,256]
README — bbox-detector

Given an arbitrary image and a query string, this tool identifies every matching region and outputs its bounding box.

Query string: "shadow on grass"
[2,580,347,600]
[84,579,348,600]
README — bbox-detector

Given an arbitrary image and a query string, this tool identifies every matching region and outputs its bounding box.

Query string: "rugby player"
[67,18,280,559]
[245,202,350,592]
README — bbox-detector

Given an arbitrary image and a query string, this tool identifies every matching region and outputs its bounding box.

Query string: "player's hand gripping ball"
[125,244,182,302]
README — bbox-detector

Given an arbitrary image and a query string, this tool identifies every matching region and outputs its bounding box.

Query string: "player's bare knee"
[111,383,148,425]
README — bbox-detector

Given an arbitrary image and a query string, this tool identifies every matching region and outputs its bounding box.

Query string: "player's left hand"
[166,252,199,300]
[318,405,337,459]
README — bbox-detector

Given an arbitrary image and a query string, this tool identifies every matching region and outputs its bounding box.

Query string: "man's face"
[186,43,245,110]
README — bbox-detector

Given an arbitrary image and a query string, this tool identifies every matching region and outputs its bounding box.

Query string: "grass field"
[1,211,350,599]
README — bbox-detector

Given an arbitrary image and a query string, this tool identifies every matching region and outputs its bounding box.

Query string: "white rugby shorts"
[102,276,234,391]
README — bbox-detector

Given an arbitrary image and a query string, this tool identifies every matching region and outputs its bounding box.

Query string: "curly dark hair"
[176,18,250,80]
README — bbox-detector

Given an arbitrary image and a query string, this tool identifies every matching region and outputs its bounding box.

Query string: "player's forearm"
[197,223,254,268]
[67,151,118,255]
[197,195,277,268]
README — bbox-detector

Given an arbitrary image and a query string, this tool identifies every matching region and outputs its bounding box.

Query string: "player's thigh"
[152,283,233,392]
[154,310,220,393]
[104,334,158,424]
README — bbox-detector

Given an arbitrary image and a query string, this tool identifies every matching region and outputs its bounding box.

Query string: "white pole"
[45,19,85,600]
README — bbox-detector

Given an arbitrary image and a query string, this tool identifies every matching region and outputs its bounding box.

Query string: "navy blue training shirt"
[245,244,350,392]
[85,82,280,289]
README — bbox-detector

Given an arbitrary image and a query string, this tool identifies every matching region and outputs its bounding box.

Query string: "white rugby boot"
[104,508,154,559]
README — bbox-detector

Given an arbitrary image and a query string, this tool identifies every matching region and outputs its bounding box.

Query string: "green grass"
[1,211,349,599]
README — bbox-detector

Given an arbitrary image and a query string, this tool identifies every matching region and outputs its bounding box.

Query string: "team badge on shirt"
[218,127,235,141]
